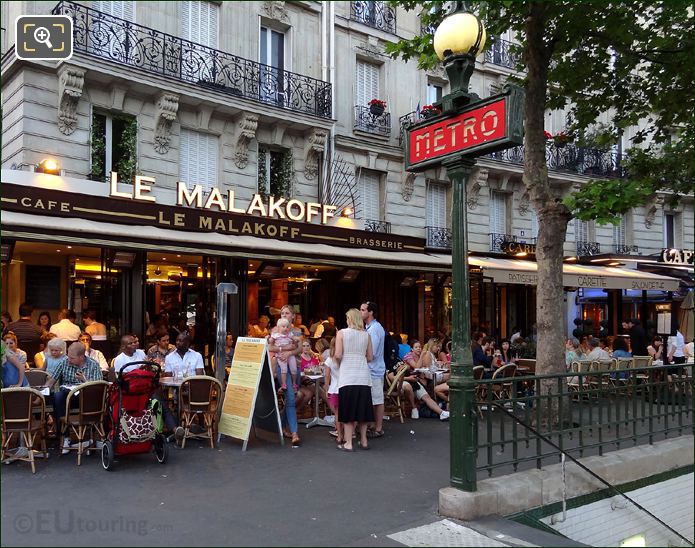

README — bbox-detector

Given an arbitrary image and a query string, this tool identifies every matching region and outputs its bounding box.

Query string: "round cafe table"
[298,373,332,429]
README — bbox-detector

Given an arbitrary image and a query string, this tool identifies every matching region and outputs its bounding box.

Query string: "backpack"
[383,328,400,372]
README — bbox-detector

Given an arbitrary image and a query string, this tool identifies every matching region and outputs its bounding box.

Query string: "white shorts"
[413,383,428,400]
[370,376,384,405]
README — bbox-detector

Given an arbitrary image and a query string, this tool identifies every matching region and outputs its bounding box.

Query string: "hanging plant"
[115,116,138,183]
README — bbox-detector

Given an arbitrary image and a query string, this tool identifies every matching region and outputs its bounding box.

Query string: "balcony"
[351,1,397,34]
[52,1,332,119]
[614,244,639,255]
[354,105,391,137]
[485,142,625,179]
[484,38,522,70]
[576,241,601,256]
[364,219,391,233]
[426,226,452,250]
[490,233,536,253]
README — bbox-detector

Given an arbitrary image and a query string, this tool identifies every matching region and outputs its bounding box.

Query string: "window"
[180,1,218,48]
[91,112,137,182]
[260,26,286,105]
[489,191,507,234]
[179,128,218,191]
[355,60,380,107]
[93,1,135,20]
[358,169,381,221]
[257,147,294,198]
[575,218,590,242]
[613,213,627,248]
[426,82,443,105]
[426,181,447,228]
[663,212,682,248]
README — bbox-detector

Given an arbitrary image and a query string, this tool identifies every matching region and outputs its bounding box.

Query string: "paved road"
[2,417,456,546]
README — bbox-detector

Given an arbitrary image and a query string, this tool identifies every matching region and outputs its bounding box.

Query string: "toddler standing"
[271,318,300,392]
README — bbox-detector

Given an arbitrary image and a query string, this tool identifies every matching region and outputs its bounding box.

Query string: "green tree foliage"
[386,0,694,223]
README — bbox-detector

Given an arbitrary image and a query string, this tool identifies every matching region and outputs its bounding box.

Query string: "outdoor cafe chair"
[472,366,486,416]
[1,387,48,473]
[61,381,109,466]
[384,363,409,423]
[568,361,592,399]
[631,355,653,386]
[179,376,223,449]
[25,369,49,388]
[490,364,517,401]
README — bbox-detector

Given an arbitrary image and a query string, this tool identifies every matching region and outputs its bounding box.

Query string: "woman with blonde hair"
[334,308,374,451]
[418,338,450,385]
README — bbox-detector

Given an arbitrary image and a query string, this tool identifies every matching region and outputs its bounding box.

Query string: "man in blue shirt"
[360,301,385,437]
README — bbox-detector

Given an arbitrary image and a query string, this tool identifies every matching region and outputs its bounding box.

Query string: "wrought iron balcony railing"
[484,38,523,70]
[485,142,625,179]
[490,233,536,253]
[52,1,332,118]
[354,105,391,136]
[364,219,391,233]
[614,244,639,255]
[351,1,397,34]
[576,241,601,256]
[426,226,452,250]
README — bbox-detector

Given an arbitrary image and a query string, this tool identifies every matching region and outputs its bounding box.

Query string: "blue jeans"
[53,388,75,434]
[277,366,298,434]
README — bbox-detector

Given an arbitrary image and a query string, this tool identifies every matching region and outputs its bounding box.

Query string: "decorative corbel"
[261,1,290,23]
[234,113,259,169]
[57,65,86,135]
[466,167,488,210]
[644,194,664,229]
[518,190,530,217]
[304,128,327,180]
[153,92,179,154]
[402,172,416,202]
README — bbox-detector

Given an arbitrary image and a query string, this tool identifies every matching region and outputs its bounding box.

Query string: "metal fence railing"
[473,362,693,477]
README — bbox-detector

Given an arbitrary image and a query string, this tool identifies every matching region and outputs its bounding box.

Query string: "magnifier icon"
[33,26,53,49]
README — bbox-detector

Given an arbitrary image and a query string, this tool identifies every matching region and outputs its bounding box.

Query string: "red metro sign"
[404,86,524,172]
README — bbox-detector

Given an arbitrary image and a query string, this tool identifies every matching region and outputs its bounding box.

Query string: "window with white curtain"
[358,169,381,220]
[179,128,218,191]
[355,60,380,107]
[180,1,218,48]
[426,181,447,228]
[93,0,135,20]
[426,82,443,105]
[489,191,507,234]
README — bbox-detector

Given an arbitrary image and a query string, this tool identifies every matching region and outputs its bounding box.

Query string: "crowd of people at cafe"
[2,301,693,461]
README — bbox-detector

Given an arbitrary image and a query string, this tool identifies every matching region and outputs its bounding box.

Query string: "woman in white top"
[667,324,685,373]
[334,308,373,451]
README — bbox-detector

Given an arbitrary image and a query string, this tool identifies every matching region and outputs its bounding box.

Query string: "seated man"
[43,342,102,454]
[163,333,205,378]
[113,334,147,373]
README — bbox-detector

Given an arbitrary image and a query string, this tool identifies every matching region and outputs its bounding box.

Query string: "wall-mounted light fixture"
[35,158,61,175]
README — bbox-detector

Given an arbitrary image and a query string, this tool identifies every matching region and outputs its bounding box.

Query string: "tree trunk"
[522,3,572,425]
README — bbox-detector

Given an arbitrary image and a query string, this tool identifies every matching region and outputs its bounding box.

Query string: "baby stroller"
[102,360,167,470]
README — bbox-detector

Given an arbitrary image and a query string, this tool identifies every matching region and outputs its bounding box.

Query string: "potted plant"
[552,131,573,148]
[368,99,387,116]
[421,104,441,119]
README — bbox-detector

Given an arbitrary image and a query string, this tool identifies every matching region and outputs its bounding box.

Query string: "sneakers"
[440,410,450,421]
[411,408,420,420]
[174,426,185,443]
[78,439,93,451]
[328,430,339,438]
[62,438,72,455]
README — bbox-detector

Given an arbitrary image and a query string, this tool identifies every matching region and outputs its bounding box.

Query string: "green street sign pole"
[445,156,478,491]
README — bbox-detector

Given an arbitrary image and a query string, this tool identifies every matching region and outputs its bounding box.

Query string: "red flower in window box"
[544,130,553,139]
[368,99,387,116]
[421,104,441,118]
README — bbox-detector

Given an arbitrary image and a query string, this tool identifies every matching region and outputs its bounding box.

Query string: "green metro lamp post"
[404,2,525,491]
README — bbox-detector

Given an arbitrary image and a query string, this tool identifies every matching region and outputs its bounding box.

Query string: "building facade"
[1,1,692,361]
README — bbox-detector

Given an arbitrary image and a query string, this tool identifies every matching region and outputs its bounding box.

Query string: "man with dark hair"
[3,303,42,345]
[472,333,494,368]
[360,301,385,438]
[627,318,648,356]
[83,309,107,340]
[49,309,81,341]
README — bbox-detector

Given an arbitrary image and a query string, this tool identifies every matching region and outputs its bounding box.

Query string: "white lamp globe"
[433,12,486,60]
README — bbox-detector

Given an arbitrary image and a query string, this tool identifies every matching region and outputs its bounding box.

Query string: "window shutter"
[359,170,381,220]
[94,1,135,21]
[180,129,218,191]
[575,219,589,242]
[426,181,447,228]
[356,60,379,106]
[489,192,506,234]
[613,214,627,247]
[181,1,217,48]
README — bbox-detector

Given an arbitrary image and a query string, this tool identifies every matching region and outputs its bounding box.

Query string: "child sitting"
[271,318,300,392]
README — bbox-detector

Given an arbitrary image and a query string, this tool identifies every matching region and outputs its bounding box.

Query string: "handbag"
[119,408,157,443]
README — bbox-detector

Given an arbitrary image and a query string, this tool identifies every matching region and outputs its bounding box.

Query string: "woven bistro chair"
[61,381,109,465]
[179,376,223,448]
[385,363,409,423]
[472,366,486,416]
[1,387,48,473]
[490,364,517,402]
[25,369,49,388]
